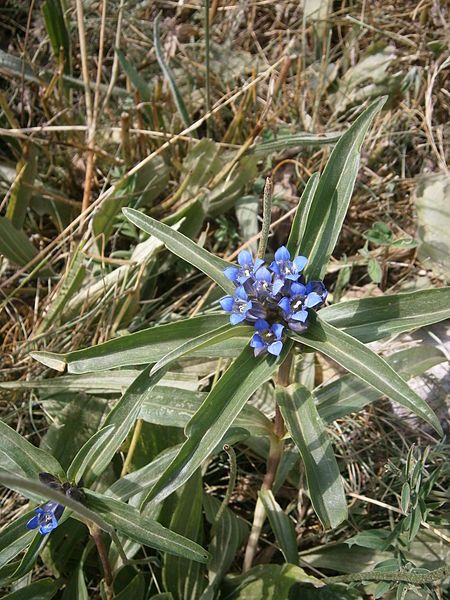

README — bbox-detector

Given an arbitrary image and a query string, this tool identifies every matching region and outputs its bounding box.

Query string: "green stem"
[121,418,143,477]
[215,444,237,523]
[257,176,273,259]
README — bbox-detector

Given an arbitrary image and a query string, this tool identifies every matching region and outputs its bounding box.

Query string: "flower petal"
[237,250,252,267]
[250,333,265,348]
[293,255,308,272]
[269,260,281,275]
[278,297,291,314]
[290,282,306,297]
[230,313,246,325]
[26,515,40,530]
[305,292,323,308]
[271,323,284,339]
[275,246,290,262]
[272,278,284,295]
[220,296,235,312]
[255,266,272,282]
[268,340,283,356]
[254,258,265,271]
[254,319,269,331]
[291,310,308,323]
[235,286,248,301]
[224,266,239,282]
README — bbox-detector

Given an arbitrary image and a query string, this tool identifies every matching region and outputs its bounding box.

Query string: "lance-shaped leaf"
[320,287,450,343]
[31,314,231,373]
[277,385,348,529]
[144,344,290,507]
[286,172,320,258]
[84,490,208,563]
[316,345,446,423]
[301,96,386,280]
[123,208,234,294]
[289,315,443,435]
[163,471,206,599]
[151,324,252,374]
[67,365,165,485]
[0,421,64,481]
[259,490,299,564]
[0,512,36,570]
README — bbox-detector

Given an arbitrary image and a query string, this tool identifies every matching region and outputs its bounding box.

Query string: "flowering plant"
[1,97,449,597]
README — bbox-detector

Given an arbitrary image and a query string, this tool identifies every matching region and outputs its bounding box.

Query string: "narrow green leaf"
[153,14,193,132]
[42,0,71,75]
[144,344,289,506]
[286,172,320,257]
[163,471,206,599]
[84,490,209,563]
[301,97,386,279]
[0,512,35,569]
[66,426,115,484]
[0,421,64,481]
[316,344,446,423]
[0,216,52,275]
[201,494,249,599]
[151,324,252,374]
[277,385,348,529]
[61,564,89,600]
[116,49,151,101]
[401,482,411,514]
[320,287,450,343]
[123,208,234,294]
[7,531,47,586]
[259,489,298,564]
[290,315,443,435]
[252,132,342,156]
[68,364,165,485]
[30,314,230,373]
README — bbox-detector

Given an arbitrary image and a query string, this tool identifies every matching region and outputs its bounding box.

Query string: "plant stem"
[257,176,273,259]
[121,418,143,477]
[243,433,284,571]
[89,524,114,600]
[215,444,237,523]
[204,0,211,137]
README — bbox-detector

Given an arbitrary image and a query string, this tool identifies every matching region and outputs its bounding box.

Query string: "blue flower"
[26,501,64,535]
[270,246,308,294]
[224,250,265,284]
[220,286,253,325]
[250,319,284,357]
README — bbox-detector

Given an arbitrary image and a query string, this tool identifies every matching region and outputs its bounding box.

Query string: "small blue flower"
[270,246,308,294]
[26,501,64,535]
[305,281,328,307]
[250,319,284,357]
[224,250,265,284]
[220,286,253,325]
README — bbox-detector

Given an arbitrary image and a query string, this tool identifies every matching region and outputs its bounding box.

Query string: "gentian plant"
[1,97,449,597]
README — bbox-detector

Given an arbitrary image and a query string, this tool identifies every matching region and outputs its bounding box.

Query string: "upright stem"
[89,524,114,600]
[243,352,292,572]
[257,177,273,259]
[204,0,211,137]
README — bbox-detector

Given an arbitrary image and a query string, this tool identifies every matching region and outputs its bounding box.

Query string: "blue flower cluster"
[27,501,65,535]
[220,246,327,357]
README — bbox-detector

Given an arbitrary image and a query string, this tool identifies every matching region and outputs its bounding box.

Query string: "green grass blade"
[277,385,348,529]
[290,315,443,435]
[42,0,72,75]
[286,172,320,257]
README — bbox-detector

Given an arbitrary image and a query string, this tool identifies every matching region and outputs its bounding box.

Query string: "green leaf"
[252,132,342,156]
[67,364,165,485]
[300,97,386,280]
[367,258,382,283]
[201,494,249,599]
[290,315,443,435]
[0,421,65,481]
[0,511,35,569]
[31,314,230,373]
[42,0,71,75]
[144,344,289,506]
[151,324,252,374]
[84,490,208,563]
[277,385,347,529]
[316,345,446,423]
[122,208,234,294]
[401,482,411,514]
[113,574,146,600]
[61,564,89,600]
[259,490,298,564]
[6,531,48,585]
[92,175,136,248]
[286,173,320,257]
[320,287,450,343]
[163,471,206,599]
[2,578,60,600]
[66,426,115,484]
[116,49,150,101]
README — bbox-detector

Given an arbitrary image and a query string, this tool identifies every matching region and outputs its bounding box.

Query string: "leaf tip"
[30,351,66,372]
